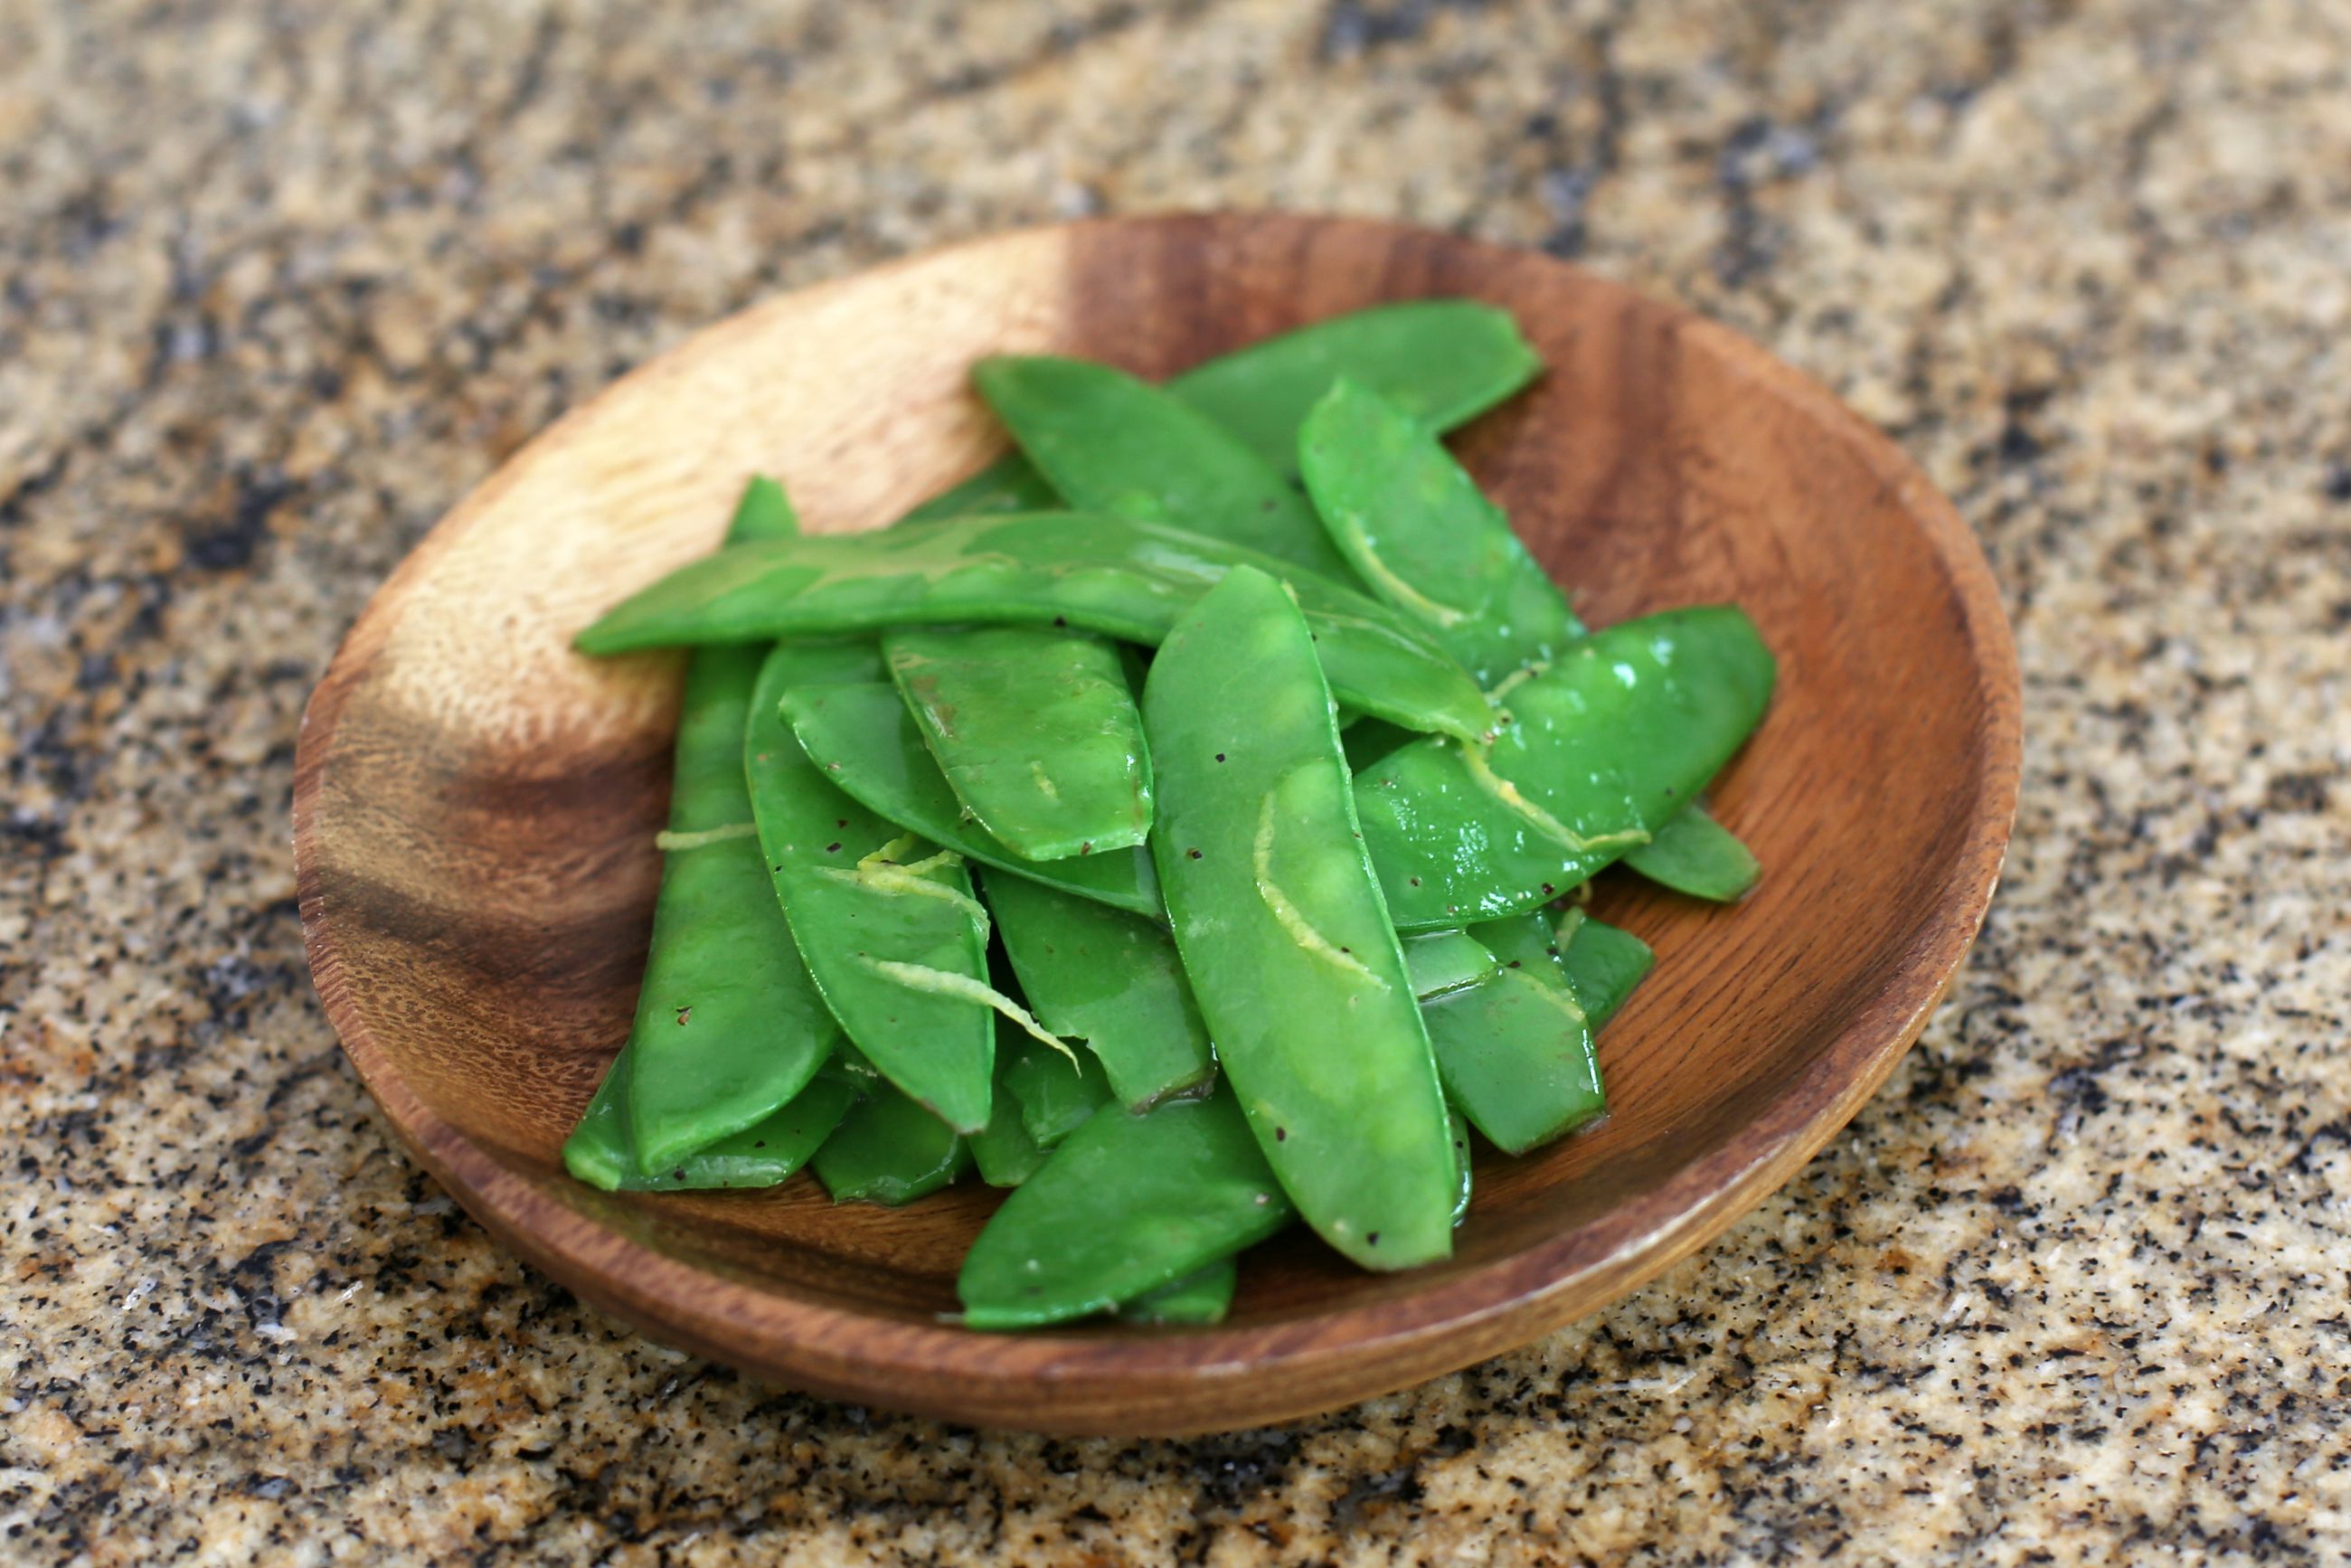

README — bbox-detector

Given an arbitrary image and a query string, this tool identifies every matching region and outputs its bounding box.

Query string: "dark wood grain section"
[292,213,2020,1434]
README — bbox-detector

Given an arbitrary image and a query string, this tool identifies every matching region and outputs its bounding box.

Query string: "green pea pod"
[1421,912,1602,1156]
[968,1020,1051,1187]
[1145,565,1456,1270]
[895,455,1063,526]
[1300,378,1582,688]
[1172,300,1542,475]
[973,355,1356,581]
[1401,928,1499,1000]
[958,1084,1292,1329]
[746,643,996,1133]
[1115,1256,1238,1327]
[983,870,1215,1110]
[575,513,1492,745]
[1357,607,1775,930]
[882,624,1153,860]
[811,1079,970,1204]
[902,299,1538,523]
[564,1048,855,1192]
[1003,1033,1114,1148]
[1622,802,1761,902]
[1555,910,1656,1023]
[780,681,1161,917]
[615,478,841,1175]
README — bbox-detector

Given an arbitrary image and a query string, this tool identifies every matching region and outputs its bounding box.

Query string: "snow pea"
[616,478,841,1174]
[574,513,1493,744]
[968,1019,1051,1187]
[973,355,1356,581]
[1448,1103,1474,1223]
[1144,564,1456,1270]
[900,299,1538,524]
[1172,300,1542,475]
[564,1047,856,1192]
[882,624,1153,860]
[780,681,1161,916]
[811,1078,970,1205]
[746,642,996,1134]
[1421,912,1602,1155]
[958,1083,1292,1328]
[1555,909,1656,1023]
[1356,606,1776,930]
[1622,802,1761,902]
[1300,378,1581,688]
[1002,1031,1114,1148]
[1401,928,1499,1000]
[1115,1256,1238,1327]
[983,870,1214,1110]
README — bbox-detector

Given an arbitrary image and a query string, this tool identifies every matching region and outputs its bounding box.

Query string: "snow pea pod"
[1401,928,1499,1000]
[1356,606,1776,930]
[564,1048,856,1192]
[746,643,996,1134]
[882,624,1153,860]
[983,870,1214,1110]
[958,1083,1292,1329]
[811,1078,970,1204]
[1622,802,1761,902]
[1002,1032,1113,1148]
[1300,378,1581,688]
[780,681,1161,916]
[1145,565,1456,1270]
[575,513,1492,744]
[1173,299,1542,475]
[1422,912,1602,1155]
[1116,1256,1238,1327]
[968,1020,1051,1187]
[901,299,1538,523]
[617,477,841,1174]
[973,355,1356,581]
[1555,909,1656,1023]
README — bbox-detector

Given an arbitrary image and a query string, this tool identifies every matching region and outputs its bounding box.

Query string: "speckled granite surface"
[5,0,2348,1560]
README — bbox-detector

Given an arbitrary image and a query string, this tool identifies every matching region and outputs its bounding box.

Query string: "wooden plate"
[293,213,2019,1435]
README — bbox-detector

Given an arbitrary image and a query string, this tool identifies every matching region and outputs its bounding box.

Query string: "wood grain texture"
[292,213,2020,1435]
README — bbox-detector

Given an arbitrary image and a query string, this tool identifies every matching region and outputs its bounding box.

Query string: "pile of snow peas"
[562,301,1775,1328]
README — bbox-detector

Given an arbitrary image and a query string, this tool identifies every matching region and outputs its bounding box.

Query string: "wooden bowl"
[294,213,2019,1435]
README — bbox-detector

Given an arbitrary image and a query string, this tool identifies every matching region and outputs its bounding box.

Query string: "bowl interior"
[296,213,2015,1432]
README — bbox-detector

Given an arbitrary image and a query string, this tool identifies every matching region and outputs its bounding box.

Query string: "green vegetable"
[967,1021,1051,1188]
[812,1079,970,1204]
[901,298,1538,520]
[1356,607,1775,930]
[780,681,1160,917]
[883,624,1153,860]
[958,1084,1292,1328]
[1622,802,1761,902]
[564,1048,856,1192]
[1300,378,1581,688]
[1172,300,1542,475]
[1400,928,1499,1000]
[1115,1256,1238,1326]
[1422,912,1601,1155]
[1555,910,1656,1023]
[746,642,997,1134]
[1448,1103,1474,1223]
[974,355,1357,581]
[1144,565,1456,1270]
[575,512,1492,744]
[1002,1033,1114,1148]
[984,870,1215,1110]
[614,478,841,1174]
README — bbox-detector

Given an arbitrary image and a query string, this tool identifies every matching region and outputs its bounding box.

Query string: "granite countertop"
[5,0,2349,1559]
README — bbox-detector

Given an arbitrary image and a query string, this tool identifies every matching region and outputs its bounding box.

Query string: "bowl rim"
[293,212,2021,1434]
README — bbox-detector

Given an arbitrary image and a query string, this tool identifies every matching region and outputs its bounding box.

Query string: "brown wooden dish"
[293,213,2020,1435]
